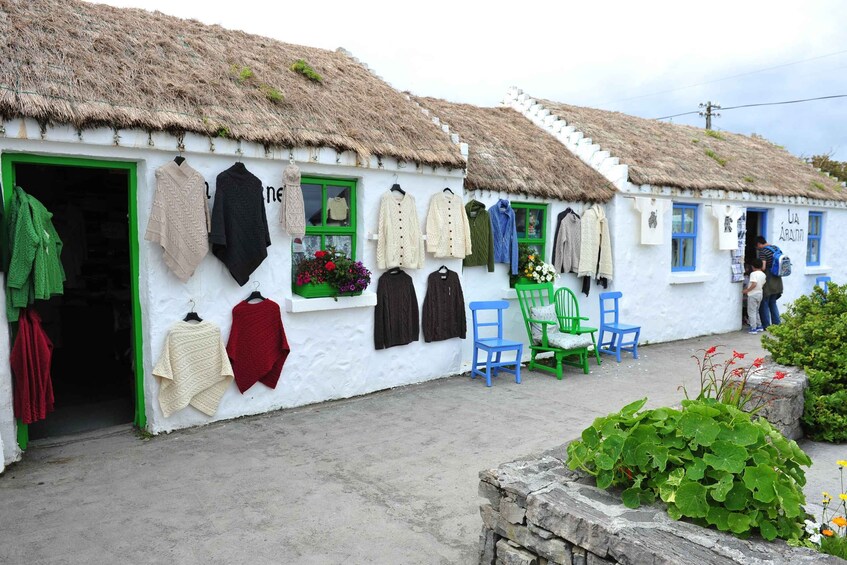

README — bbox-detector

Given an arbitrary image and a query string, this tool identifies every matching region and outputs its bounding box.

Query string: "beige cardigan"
[154,320,234,418]
[425,192,472,259]
[577,204,613,281]
[145,161,210,282]
[377,191,425,269]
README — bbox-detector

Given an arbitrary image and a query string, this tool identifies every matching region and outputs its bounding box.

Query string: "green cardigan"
[6,187,65,321]
[462,200,494,272]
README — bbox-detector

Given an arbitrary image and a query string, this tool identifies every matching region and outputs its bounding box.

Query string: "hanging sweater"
[145,160,211,282]
[227,299,290,393]
[210,162,271,286]
[6,187,65,322]
[462,200,494,272]
[489,199,519,275]
[577,204,613,281]
[153,320,234,418]
[10,308,54,424]
[376,191,425,270]
[422,269,466,342]
[425,192,472,259]
[374,269,419,349]
[553,212,582,274]
[279,162,306,238]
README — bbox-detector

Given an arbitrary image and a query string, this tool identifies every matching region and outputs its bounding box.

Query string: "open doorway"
[6,159,138,441]
[745,208,768,266]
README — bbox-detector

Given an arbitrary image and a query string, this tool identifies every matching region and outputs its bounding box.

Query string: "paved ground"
[0,329,842,564]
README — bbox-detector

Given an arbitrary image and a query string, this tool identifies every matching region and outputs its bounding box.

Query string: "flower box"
[509,276,535,288]
[293,282,362,299]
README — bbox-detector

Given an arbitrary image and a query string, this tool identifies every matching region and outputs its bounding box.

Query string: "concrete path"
[0,330,842,564]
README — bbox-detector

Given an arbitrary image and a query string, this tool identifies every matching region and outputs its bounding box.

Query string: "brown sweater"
[374,269,419,350]
[422,268,466,342]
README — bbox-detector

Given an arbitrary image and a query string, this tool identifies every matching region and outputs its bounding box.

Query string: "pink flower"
[774,371,787,380]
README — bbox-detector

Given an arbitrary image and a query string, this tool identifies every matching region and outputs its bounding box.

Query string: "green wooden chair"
[514,283,592,379]
[554,286,601,365]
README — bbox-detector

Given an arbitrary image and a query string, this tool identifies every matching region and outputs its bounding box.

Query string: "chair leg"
[590,332,601,365]
[632,329,640,359]
[615,333,623,363]
[555,352,563,380]
[485,354,493,387]
[493,351,502,376]
[515,346,522,384]
[471,346,479,379]
[582,349,589,374]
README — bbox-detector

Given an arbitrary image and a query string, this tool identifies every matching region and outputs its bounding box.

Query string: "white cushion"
[545,332,593,350]
[529,304,557,340]
[530,303,591,349]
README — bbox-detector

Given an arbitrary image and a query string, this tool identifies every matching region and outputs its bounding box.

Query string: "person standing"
[742,259,766,333]
[755,236,783,329]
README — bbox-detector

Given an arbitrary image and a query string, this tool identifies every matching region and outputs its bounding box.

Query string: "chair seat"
[602,322,640,332]
[476,337,523,349]
[534,331,593,349]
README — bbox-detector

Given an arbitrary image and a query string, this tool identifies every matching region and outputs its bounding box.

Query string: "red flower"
[752,357,764,368]
[314,250,327,259]
[731,368,744,377]
[705,346,718,356]
[325,261,336,271]
[732,350,746,359]
[774,371,787,380]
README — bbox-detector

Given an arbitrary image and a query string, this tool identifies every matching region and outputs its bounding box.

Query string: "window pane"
[303,183,323,226]
[683,208,695,233]
[326,186,351,227]
[809,214,821,236]
[671,238,680,267]
[527,209,543,239]
[672,208,682,234]
[807,239,820,264]
[682,238,695,267]
[514,208,527,238]
[325,235,352,257]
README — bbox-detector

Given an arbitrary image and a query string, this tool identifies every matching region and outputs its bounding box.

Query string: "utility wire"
[654,94,847,120]
[593,48,847,106]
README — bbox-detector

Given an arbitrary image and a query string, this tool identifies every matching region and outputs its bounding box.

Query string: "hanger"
[443,187,454,195]
[437,265,448,279]
[183,299,202,322]
[390,183,405,195]
[388,267,402,275]
[174,155,185,166]
[246,281,265,302]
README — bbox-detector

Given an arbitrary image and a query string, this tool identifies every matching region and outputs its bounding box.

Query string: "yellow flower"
[838,460,847,467]
[832,516,847,528]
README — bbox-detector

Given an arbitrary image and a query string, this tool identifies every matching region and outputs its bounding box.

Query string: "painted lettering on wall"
[265,186,283,203]
[778,208,804,242]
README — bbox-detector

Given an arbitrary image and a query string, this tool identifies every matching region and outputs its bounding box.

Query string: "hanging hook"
[253,281,260,291]
[189,298,196,312]
[236,138,244,157]
[289,148,295,164]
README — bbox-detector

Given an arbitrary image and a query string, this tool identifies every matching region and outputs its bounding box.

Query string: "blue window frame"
[807,211,822,266]
[671,203,697,271]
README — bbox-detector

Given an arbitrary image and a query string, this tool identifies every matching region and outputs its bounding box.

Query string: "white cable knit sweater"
[425,192,472,259]
[144,161,211,282]
[377,191,425,269]
[577,204,613,281]
[154,320,234,418]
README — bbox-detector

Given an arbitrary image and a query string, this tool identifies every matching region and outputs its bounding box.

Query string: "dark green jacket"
[463,200,494,272]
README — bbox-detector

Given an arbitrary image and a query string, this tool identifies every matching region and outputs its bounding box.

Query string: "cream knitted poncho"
[425,192,472,259]
[577,204,613,281]
[377,191,425,269]
[145,161,210,282]
[154,320,234,418]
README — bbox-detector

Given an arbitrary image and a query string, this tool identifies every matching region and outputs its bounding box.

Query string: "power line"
[654,94,847,121]
[593,48,847,106]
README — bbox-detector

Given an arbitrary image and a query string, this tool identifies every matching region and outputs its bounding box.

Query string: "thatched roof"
[0,0,464,169]
[413,96,616,202]
[534,97,847,201]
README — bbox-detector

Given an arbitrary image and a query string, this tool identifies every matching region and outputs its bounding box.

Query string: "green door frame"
[1,153,146,449]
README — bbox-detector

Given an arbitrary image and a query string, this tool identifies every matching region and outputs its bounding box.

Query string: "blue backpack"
[766,245,792,277]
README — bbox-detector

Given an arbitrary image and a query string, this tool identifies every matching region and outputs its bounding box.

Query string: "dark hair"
[752,258,763,269]
[755,235,767,245]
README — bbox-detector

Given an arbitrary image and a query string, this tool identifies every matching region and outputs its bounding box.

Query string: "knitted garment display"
[425,192,472,259]
[327,196,349,221]
[153,320,234,418]
[553,212,582,274]
[6,186,65,322]
[376,191,425,270]
[227,299,290,393]
[279,162,306,238]
[210,162,271,286]
[422,268,466,342]
[577,203,613,282]
[10,308,54,424]
[374,269,419,349]
[489,199,519,275]
[144,160,211,282]
[462,200,494,272]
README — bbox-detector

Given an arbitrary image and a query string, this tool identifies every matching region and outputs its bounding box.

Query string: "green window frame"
[293,175,357,267]
[513,203,548,259]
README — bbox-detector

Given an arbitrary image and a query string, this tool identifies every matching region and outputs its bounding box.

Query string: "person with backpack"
[755,236,783,329]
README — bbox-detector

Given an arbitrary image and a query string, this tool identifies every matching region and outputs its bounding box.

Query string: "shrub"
[290,59,322,82]
[567,397,811,541]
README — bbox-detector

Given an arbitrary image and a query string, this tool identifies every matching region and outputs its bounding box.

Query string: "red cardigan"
[227,299,290,393]
[11,308,54,424]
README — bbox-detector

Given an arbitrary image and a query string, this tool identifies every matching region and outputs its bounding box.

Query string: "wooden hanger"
[183,299,202,322]
[246,281,265,302]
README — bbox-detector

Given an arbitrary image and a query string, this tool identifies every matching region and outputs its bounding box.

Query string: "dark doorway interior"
[744,210,764,267]
[13,164,133,440]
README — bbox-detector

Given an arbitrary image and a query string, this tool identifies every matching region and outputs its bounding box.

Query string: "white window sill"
[669,272,714,284]
[284,291,377,313]
[501,288,518,299]
[804,265,831,275]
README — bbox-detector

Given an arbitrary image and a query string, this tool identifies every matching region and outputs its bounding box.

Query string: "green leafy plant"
[705,129,725,140]
[290,59,323,82]
[792,461,847,558]
[566,396,811,541]
[762,282,847,441]
[812,181,827,191]
[809,153,847,184]
[230,64,254,84]
[705,149,727,167]
[260,83,284,104]
[743,176,755,183]
[213,125,231,138]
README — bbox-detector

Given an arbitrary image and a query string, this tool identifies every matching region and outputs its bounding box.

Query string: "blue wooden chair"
[816,275,831,295]
[598,291,641,362]
[469,301,523,387]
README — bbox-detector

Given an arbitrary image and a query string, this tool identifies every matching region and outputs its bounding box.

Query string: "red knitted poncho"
[227,299,290,393]
[11,308,55,424]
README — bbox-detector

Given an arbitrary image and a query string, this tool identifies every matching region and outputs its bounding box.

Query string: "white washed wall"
[0,120,465,454]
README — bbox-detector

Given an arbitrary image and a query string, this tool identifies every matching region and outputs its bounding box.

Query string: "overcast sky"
[91,0,847,161]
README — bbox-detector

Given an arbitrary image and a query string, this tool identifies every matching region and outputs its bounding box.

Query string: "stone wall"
[733,357,808,440]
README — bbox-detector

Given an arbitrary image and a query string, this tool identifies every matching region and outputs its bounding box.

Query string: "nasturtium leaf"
[621,487,643,509]
[743,465,777,503]
[774,481,803,518]
[759,520,778,541]
[659,483,676,503]
[710,473,734,502]
[751,449,771,466]
[665,468,685,487]
[675,481,709,518]
[790,442,812,466]
[685,459,706,480]
[684,402,721,418]
[594,452,615,471]
[620,397,647,417]
[728,512,752,534]
[650,407,670,421]
[596,469,614,489]
[666,504,683,521]
[717,421,761,446]
[600,419,620,437]
[703,441,748,474]
[724,482,750,511]
[581,426,600,448]
[679,412,720,446]
[707,506,730,530]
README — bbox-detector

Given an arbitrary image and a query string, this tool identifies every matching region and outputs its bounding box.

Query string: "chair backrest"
[554,286,582,334]
[816,276,831,295]
[599,291,622,327]
[514,283,555,342]
[469,300,509,342]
